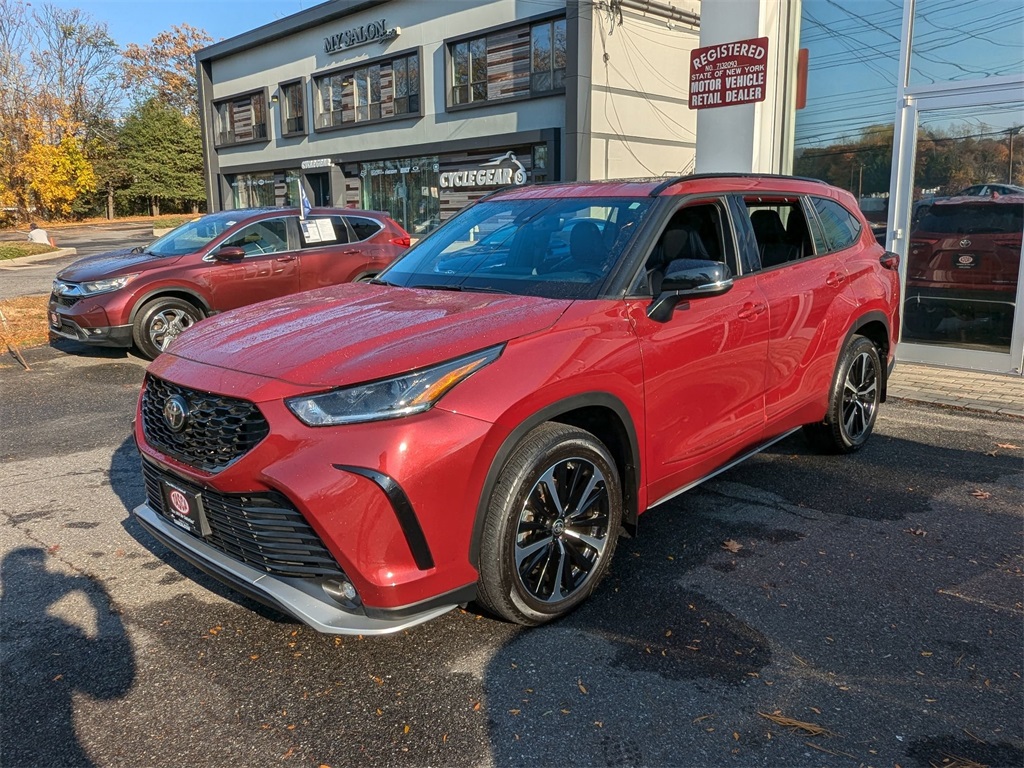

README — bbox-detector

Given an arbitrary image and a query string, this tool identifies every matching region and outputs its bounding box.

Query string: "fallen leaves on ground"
[905,527,928,537]
[722,539,743,553]
[970,489,992,499]
[0,294,49,350]
[930,753,989,768]
[995,443,1020,450]
[757,710,834,737]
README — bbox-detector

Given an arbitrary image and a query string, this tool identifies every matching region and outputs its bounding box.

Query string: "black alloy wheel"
[804,334,882,454]
[477,423,623,625]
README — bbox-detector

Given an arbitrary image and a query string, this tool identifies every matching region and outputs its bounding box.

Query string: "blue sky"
[44,0,318,46]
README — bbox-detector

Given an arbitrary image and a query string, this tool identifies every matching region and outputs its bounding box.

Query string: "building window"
[280,81,305,136]
[213,91,268,146]
[452,37,488,105]
[531,18,566,93]
[447,16,566,109]
[313,52,420,130]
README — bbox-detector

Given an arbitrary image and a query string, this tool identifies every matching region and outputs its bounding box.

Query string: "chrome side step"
[648,427,801,509]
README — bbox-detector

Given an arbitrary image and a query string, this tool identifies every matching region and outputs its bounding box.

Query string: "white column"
[694,0,801,174]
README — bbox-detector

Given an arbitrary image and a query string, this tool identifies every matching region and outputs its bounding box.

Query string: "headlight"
[81,274,138,295]
[286,345,503,426]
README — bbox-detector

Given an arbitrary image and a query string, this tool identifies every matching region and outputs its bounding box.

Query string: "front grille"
[50,292,80,307]
[143,461,346,579]
[141,375,269,473]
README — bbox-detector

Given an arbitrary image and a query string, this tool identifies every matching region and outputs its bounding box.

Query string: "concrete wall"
[583,2,700,179]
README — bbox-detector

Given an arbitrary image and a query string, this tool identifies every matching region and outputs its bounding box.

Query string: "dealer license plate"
[49,311,60,328]
[160,480,211,537]
[953,253,979,269]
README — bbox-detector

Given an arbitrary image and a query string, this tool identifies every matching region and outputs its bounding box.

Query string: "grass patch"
[152,216,195,230]
[0,294,50,348]
[0,242,57,261]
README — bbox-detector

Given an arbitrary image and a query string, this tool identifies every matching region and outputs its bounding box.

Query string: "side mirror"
[647,259,734,322]
[213,246,246,262]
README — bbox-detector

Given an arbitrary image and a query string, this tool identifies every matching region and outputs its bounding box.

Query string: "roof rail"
[648,172,828,197]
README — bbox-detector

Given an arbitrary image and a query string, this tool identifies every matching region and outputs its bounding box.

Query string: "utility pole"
[1009,127,1024,184]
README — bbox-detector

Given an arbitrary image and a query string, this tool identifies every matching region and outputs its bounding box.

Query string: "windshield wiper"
[368,277,400,287]
[412,283,511,294]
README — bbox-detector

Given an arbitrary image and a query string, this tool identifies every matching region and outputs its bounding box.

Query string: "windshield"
[147,211,253,257]
[379,197,653,299]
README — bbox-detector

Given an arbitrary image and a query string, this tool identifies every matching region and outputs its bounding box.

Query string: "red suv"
[905,195,1022,340]
[132,175,900,635]
[49,207,410,359]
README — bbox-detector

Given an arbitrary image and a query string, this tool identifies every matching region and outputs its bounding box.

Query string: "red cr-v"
[133,175,901,635]
[49,207,410,359]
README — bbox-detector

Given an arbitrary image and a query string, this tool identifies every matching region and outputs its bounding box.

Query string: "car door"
[205,217,300,310]
[626,197,770,505]
[293,214,365,290]
[737,194,854,434]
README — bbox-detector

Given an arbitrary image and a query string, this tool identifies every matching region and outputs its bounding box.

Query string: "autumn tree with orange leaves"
[0,0,122,220]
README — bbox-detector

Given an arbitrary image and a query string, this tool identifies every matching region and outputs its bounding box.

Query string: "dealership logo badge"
[163,395,190,432]
[168,489,191,517]
[959,239,971,248]
[958,255,975,265]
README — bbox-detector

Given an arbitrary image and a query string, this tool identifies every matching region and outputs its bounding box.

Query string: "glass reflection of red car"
[904,195,1022,336]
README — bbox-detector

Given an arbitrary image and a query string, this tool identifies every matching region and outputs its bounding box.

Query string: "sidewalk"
[888,361,1024,418]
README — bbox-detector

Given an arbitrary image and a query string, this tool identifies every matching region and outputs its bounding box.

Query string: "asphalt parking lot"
[1,340,1021,768]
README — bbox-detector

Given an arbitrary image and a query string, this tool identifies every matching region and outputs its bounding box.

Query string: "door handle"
[276,255,297,262]
[826,272,845,287]
[737,302,767,320]
[342,249,360,255]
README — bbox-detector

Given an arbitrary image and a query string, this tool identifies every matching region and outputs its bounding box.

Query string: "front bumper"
[133,501,461,635]
[48,309,132,347]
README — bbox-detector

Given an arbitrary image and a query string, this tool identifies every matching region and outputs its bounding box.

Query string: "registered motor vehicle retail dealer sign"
[689,36,768,109]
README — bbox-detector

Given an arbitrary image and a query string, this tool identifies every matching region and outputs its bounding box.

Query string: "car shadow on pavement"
[48,336,140,362]
[0,547,135,767]
[107,436,294,627]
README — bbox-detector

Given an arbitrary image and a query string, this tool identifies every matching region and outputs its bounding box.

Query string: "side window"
[298,216,350,248]
[743,197,816,269]
[223,219,289,255]
[641,201,735,294]
[345,216,384,242]
[811,197,862,252]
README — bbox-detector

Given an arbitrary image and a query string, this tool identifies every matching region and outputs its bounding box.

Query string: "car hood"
[165,283,572,389]
[56,248,182,282]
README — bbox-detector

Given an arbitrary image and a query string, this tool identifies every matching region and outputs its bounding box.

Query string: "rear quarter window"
[346,216,384,242]
[811,197,862,252]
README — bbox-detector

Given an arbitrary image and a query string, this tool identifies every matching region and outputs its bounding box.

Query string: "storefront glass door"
[891,89,1024,374]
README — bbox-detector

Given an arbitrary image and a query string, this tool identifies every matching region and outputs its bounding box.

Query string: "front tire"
[132,297,203,360]
[476,423,623,626]
[803,334,882,454]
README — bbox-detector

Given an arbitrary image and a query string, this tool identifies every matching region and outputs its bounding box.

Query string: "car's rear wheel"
[133,297,203,360]
[803,334,882,454]
[476,423,622,626]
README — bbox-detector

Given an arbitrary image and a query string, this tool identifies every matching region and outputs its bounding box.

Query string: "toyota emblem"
[959,238,971,248]
[163,395,190,432]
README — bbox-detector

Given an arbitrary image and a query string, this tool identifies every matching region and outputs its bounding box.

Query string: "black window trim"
[211,87,271,149]
[310,45,424,135]
[809,195,863,254]
[344,214,385,243]
[443,9,568,113]
[276,77,307,138]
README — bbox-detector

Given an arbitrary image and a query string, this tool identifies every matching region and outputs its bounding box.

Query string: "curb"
[0,247,78,269]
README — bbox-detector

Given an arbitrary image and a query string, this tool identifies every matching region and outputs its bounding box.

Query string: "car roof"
[490,173,835,202]
[212,207,388,219]
[932,194,1024,207]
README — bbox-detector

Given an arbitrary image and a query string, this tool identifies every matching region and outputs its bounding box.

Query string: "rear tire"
[803,334,882,454]
[476,423,622,626]
[132,297,203,360]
